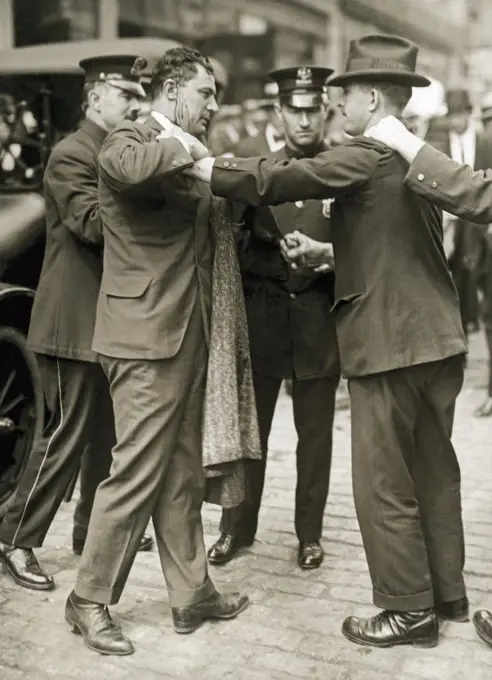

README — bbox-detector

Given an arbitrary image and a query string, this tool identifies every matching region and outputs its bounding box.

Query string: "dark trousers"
[221,373,339,543]
[349,354,466,612]
[486,329,492,396]
[75,302,215,607]
[0,355,114,548]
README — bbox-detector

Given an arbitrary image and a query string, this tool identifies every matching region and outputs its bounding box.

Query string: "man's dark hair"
[149,47,214,101]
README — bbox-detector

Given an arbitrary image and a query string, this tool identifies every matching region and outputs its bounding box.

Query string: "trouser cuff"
[74,578,122,606]
[373,586,435,612]
[168,576,217,608]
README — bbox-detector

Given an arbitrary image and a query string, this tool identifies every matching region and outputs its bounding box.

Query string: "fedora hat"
[445,88,472,115]
[328,34,430,88]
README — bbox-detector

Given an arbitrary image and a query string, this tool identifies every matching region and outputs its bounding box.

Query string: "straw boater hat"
[327,34,430,88]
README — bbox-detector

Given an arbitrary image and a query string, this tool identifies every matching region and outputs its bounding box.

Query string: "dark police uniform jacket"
[27,119,107,362]
[235,145,339,380]
[211,138,467,379]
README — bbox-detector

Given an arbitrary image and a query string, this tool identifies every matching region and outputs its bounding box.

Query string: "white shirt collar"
[449,124,476,167]
[265,122,285,152]
[150,110,174,131]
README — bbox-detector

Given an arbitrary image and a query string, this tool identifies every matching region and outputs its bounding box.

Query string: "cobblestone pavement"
[1,334,491,680]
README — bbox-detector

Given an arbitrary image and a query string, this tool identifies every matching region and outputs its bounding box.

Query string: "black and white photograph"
[0,1,492,678]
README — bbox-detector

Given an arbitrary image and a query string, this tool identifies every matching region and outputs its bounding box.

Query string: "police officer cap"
[79,54,147,98]
[268,66,334,108]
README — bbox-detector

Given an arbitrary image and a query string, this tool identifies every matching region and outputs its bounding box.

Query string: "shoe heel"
[65,616,82,635]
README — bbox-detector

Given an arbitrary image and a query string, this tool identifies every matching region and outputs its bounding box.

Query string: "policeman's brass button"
[223,160,230,167]
[232,162,238,168]
[289,293,296,300]
[417,173,425,181]
[431,181,438,188]
[172,159,179,166]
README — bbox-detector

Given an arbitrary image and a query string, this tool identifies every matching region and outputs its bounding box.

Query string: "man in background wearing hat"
[207,66,340,570]
[425,88,491,341]
[0,55,153,594]
[235,97,284,156]
[184,34,469,648]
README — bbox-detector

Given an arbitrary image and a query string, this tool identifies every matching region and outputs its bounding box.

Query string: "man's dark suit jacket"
[27,118,107,362]
[424,119,492,327]
[210,138,467,378]
[236,145,339,381]
[93,116,212,360]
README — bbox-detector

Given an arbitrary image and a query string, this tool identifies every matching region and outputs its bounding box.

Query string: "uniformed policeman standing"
[0,55,153,591]
[207,67,340,570]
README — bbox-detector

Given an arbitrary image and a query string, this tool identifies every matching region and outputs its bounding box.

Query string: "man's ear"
[162,78,178,101]
[88,89,101,112]
[368,89,379,113]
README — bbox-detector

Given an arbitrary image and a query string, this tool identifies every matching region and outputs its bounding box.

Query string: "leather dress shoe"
[342,608,438,648]
[207,533,254,565]
[0,543,55,591]
[475,397,492,418]
[65,591,134,656]
[172,591,249,634]
[72,532,154,556]
[473,609,492,648]
[298,541,324,569]
[436,596,469,622]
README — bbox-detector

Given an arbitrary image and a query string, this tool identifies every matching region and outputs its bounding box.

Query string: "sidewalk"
[0,333,491,680]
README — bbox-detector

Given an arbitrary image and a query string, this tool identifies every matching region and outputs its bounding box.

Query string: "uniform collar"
[283,140,327,159]
[79,118,108,144]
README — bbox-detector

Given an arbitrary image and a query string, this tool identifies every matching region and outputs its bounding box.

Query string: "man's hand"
[364,115,425,163]
[156,126,209,160]
[281,231,334,272]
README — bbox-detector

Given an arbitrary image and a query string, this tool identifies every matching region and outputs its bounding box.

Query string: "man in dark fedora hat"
[206,66,340,570]
[180,33,469,648]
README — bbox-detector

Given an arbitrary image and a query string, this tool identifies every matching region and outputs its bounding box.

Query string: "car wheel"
[0,326,44,517]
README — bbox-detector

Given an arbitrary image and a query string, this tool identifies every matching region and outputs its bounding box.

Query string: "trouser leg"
[349,365,434,611]
[293,375,339,543]
[75,303,214,606]
[412,354,466,604]
[73,370,115,541]
[152,339,215,607]
[486,329,492,396]
[0,356,99,548]
[220,373,281,539]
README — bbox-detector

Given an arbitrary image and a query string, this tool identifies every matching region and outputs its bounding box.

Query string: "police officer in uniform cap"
[0,54,153,592]
[207,65,340,570]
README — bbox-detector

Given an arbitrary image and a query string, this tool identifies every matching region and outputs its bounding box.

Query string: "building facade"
[2,0,468,102]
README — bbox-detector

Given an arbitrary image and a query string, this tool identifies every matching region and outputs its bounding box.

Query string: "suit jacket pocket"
[100,274,152,298]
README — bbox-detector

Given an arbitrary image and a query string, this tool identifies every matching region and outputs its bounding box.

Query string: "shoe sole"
[65,615,134,656]
[473,621,492,648]
[342,628,438,649]
[174,597,250,634]
[0,556,55,591]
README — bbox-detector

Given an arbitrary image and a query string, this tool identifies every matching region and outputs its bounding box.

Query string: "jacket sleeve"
[210,142,378,206]
[98,123,194,193]
[44,150,102,246]
[405,144,492,224]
